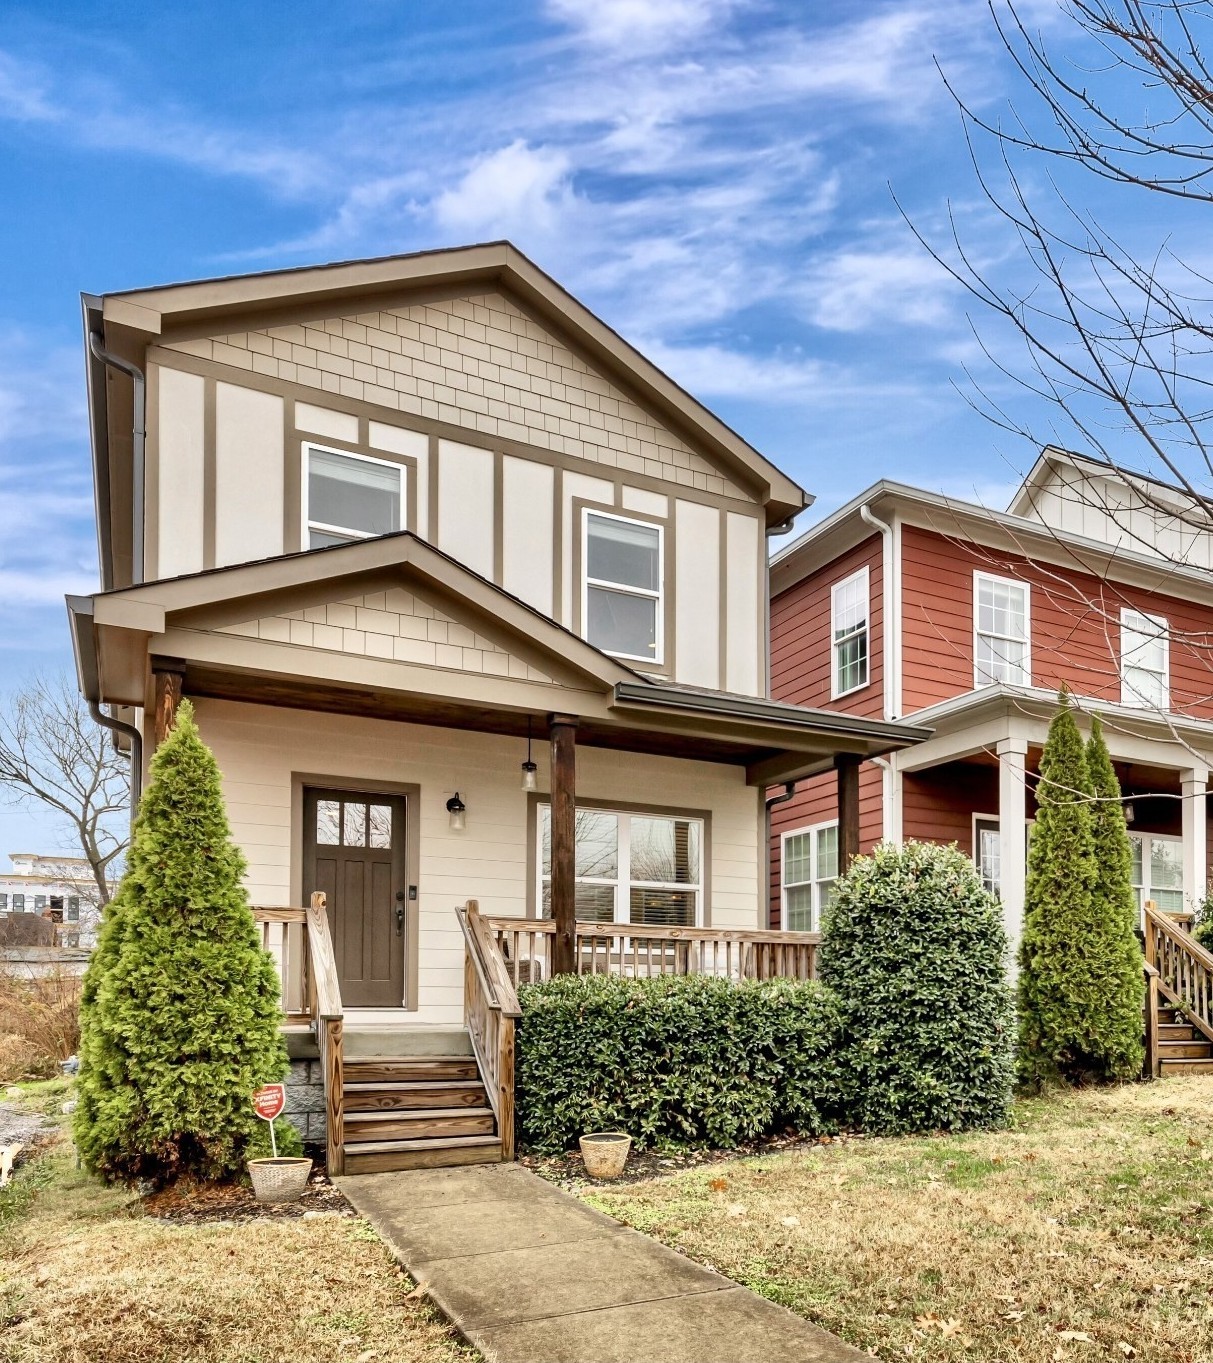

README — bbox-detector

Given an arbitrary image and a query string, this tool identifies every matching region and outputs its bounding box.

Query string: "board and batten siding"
[145,292,769,695]
[900,524,1213,718]
[193,697,764,1024]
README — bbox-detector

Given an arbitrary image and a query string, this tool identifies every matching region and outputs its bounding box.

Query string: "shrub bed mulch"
[521,1128,868,1188]
[140,1162,353,1224]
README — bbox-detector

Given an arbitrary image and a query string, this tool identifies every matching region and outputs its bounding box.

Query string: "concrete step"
[343,1056,481,1083]
[343,1080,488,1112]
[342,1134,503,1174]
[342,1026,473,1059]
[344,1106,497,1143]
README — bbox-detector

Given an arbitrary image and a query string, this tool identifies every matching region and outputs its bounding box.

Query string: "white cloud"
[546,0,743,54]
[800,246,958,332]
[433,141,576,237]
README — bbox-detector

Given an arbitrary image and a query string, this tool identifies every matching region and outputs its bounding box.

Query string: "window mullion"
[618,815,631,926]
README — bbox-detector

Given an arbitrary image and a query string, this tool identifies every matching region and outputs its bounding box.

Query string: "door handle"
[395,889,405,936]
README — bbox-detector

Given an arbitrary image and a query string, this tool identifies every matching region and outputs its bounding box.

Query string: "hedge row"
[515,973,845,1152]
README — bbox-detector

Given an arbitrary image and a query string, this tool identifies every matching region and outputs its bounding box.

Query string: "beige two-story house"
[69,243,925,1171]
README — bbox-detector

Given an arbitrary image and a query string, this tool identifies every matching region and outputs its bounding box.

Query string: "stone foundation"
[284,1059,327,1144]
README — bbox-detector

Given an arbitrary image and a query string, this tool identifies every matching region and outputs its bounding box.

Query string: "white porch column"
[1181,765,1209,912]
[997,737,1029,962]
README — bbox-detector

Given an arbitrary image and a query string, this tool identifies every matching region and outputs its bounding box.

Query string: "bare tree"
[0,675,129,918]
[915,1,1213,518]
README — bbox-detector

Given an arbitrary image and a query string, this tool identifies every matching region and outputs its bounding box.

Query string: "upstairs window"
[831,567,870,697]
[974,573,1030,687]
[582,511,663,663]
[1121,608,1169,709]
[12,894,23,912]
[304,444,405,549]
[781,823,838,932]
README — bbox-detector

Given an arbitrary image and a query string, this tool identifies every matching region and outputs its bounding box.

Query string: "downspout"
[859,503,896,721]
[88,330,146,586]
[87,701,143,835]
[764,514,798,699]
[763,782,797,928]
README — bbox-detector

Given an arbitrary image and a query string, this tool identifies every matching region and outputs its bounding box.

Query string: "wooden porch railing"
[252,893,345,1176]
[456,901,521,1161]
[1144,901,1213,1064]
[485,916,821,986]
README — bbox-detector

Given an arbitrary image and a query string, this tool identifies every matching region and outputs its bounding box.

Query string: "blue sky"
[0,0,1170,852]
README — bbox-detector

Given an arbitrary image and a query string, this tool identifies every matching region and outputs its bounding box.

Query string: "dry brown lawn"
[579,1079,1213,1363]
[0,1141,474,1363]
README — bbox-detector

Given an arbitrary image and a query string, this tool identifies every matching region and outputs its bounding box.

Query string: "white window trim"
[1120,607,1170,710]
[831,565,871,699]
[1130,831,1183,917]
[973,571,1032,688]
[780,820,838,932]
[971,812,1034,898]
[301,441,407,549]
[580,507,665,665]
[537,803,703,927]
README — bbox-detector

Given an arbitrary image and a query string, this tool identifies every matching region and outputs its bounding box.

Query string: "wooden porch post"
[549,714,578,976]
[836,754,861,873]
[151,657,187,748]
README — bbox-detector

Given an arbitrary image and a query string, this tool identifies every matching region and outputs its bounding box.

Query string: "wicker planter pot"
[579,1132,632,1180]
[248,1156,313,1204]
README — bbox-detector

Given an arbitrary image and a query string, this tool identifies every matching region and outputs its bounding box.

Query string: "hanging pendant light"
[521,717,538,792]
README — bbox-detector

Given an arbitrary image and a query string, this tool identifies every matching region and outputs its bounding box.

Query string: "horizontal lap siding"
[767,764,883,927]
[901,525,1213,717]
[771,534,884,716]
[191,698,761,1023]
[902,764,999,855]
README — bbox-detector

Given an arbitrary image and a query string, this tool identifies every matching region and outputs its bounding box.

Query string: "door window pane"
[316,799,341,845]
[343,802,367,848]
[307,446,403,543]
[368,803,393,849]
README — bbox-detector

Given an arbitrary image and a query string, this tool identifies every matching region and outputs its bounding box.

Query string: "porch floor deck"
[336,1163,866,1363]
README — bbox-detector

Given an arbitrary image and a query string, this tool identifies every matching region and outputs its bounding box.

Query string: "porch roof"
[67,533,930,787]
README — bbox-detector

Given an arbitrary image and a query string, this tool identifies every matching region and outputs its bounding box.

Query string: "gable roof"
[83,243,809,589]
[1008,445,1212,523]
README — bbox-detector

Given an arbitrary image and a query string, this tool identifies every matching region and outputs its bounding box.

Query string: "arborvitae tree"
[820,840,1015,1135]
[1018,693,1141,1088]
[1084,716,1146,1074]
[74,700,287,1185]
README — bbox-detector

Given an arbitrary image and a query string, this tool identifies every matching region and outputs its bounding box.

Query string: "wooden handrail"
[1144,902,1213,1046]
[456,901,518,1160]
[485,917,822,947]
[1143,962,1161,1079]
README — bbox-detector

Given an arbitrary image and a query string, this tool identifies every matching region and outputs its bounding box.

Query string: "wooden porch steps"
[1153,1005,1213,1077]
[339,1053,504,1174]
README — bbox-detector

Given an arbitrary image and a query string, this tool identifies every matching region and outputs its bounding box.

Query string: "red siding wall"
[902,762,1000,855]
[768,763,883,926]
[771,533,884,717]
[901,525,1213,717]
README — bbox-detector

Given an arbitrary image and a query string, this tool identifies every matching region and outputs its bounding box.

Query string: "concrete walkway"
[337,1163,868,1363]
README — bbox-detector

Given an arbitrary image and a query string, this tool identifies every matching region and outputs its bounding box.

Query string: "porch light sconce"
[521,718,538,792]
[1124,802,1135,825]
[446,792,467,832]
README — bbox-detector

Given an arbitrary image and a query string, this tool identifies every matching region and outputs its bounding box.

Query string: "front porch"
[254,896,826,1177]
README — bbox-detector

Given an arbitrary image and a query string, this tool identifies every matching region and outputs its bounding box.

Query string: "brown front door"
[304,788,407,1007]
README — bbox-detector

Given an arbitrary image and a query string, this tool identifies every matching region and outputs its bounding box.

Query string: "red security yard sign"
[253,1083,286,1157]
[253,1084,286,1122]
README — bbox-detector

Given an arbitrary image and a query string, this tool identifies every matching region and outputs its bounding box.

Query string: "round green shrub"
[74,700,288,1186]
[515,973,844,1153]
[819,839,1015,1135]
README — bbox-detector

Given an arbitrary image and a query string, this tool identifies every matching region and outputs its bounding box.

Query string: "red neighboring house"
[768,448,1213,954]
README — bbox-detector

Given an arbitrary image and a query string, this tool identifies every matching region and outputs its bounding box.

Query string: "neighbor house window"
[974,573,1030,687]
[12,894,23,912]
[538,805,701,926]
[1121,608,1169,710]
[581,510,663,662]
[304,443,405,549]
[0,894,7,912]
[67,897,80,923]
[1132,834,1183,917]
[33,896,45,911]
[831,567,870,697]
[781,823,838,932]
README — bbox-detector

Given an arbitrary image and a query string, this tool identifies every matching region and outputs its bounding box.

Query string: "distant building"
[0,853,98,949]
